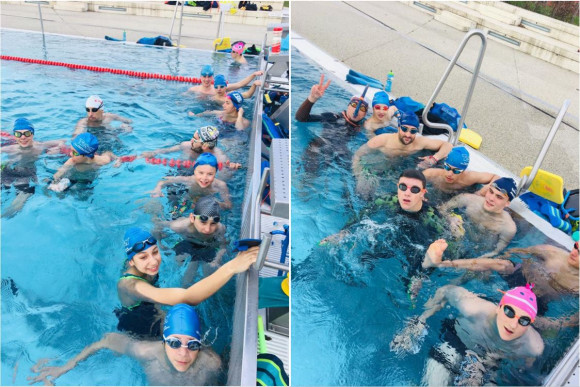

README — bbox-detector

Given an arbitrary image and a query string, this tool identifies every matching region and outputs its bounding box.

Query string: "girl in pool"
[189,91,250,130]
[150,152,232,209]
[115,227,258,339]
[230,41,248,65]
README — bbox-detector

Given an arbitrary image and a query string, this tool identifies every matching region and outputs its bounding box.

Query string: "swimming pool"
[1,28,259,385]
[290,44,578,386]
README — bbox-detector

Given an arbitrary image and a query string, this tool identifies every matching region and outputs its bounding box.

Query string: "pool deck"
[292,1,579,189]
[0,2,278,50]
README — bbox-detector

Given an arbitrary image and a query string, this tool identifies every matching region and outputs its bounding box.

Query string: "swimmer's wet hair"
[399,169,427,188]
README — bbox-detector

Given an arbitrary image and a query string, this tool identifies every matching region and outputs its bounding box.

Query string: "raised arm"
[417,138,453,169]
[130,247,258,305]
[295,74,331,122]
[150,175,194,197]
[235,108,249,131]
[29,333,137,385]
[474,174,501,196]
[226,70,263,91]
[241,80,261,99]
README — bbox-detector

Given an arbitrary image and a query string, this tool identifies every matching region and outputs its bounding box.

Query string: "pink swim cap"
[499,283,537,321]
[232,41,245,54]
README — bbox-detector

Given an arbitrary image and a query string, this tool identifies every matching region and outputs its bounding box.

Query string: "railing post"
[168,1,180,39]
[176,0,185,48]
[37,3,46,46]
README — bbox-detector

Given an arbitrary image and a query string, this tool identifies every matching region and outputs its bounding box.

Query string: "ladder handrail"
[517,99,571,196]
[421,29,487,145]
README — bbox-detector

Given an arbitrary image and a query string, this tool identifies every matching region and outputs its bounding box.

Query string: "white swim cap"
[86,95,104,109]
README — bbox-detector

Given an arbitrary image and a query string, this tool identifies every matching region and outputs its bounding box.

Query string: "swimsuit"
[1,164,37,194]
[173,239,219,263]
[114,274,163,339]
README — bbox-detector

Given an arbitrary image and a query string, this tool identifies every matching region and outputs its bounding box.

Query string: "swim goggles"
[398,183,422,194]
[195,214,220,224]
[400,126,419,135]
[502,305,532,326]
[374,105,389,111]
[491,182,510,199]
[164,336,202,351]
[86,102,104,113]
[348,101,367,113]
[200,72,213,77]
[13,130,33,138]
[71,149,80,157]
[126,236,157,255]
[214,84,226,89]
[443,163,464,175]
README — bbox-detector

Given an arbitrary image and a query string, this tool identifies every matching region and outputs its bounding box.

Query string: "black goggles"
[86,102,104,113]
[13,130,33,138]
[195,214,220,223]
[503,305,532,326]
[398,183,422,194]
[164,337,202,351]
[443,163,464,175]
[126,236,157,255]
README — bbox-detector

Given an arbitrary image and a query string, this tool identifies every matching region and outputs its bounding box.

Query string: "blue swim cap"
[399,111,420,129]
[193,152,218,173]
[227,91,244,110]
[124,227,157,260]
[214,74,227,88]
[164,304,201,340]
[13,118,35,134]
[200,65,214,77]
[492,177,518,201]
[446,147,470,170]
[372,91,391,107]
[71,133,99,158]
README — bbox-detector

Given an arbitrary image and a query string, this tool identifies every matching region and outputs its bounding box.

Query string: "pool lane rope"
[1,55,206,83]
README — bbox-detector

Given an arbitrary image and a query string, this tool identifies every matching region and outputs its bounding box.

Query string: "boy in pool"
[115,227,258,338]
[423,146,499,194]
[2,118,66,217]
[391,284,544,386]
[190,91,250,130]
[154,196,228,285]
[150,152,232,209]
[353,111,453,198]
[48,133,117,192]
[211,74,261,104]
[29,304,222,386]
[363,91,399,138]
[73,95,132,136]
[438,177,518,258]
[186,64,262,96]
[295,74,368,173]
[141,126,241,169]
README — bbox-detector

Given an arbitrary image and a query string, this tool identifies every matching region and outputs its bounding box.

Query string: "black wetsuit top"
[114,274,163,339]
[173,238,219,263]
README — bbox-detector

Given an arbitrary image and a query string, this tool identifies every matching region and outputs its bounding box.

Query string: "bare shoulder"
[368,133,391,148]
[525,328,544,357]
[198,348,222,371]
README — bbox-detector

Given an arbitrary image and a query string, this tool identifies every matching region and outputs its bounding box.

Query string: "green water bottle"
[123,30,126,41]
[385,70,394,92]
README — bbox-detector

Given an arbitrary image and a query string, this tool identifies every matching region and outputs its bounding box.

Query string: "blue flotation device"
[262,113,287,147]
[393,96,425,114]
[136,36,174,46]
[520,192,572,234]
[346,69,384,90]
[561,189,579,222]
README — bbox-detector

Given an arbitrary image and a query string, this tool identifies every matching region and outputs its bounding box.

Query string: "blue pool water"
[1,29,258,385]
[291,48,578,386]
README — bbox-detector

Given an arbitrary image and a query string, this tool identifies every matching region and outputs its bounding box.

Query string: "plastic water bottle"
[271,27,282,54]
[123,30,126,41]
[385,70,394,92]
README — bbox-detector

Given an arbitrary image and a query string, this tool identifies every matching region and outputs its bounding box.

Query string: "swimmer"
[141,126,241,169]
[73,95,133,136]
[2,118,66,217]
[438,177,518,257]
[422,239,579,302]
[353,111,453,197]
[29,304,222,386]
[115,227,258,338]
[230,40,248,65]
[295,74,368,173]
[150,152,232,209]
[190,91,250,130]
[186,64,262,96]
[48,133,117,192]
[390,284,543,385]
[363,91,399,138]
[211,74,261,104]
[423,147,500,193]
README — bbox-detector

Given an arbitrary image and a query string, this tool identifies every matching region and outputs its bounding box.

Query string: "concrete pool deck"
[292,1,579,188]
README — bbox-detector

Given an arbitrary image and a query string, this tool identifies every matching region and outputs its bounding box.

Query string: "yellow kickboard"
[520,166,565,204]
[458,128,482,149]
[213,37,231,51]
[281,274,289,296]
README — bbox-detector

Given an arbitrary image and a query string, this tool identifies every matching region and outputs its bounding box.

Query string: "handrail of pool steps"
[0,56,207,83]
[227,53,268,386]
[421,29,487,145]
[517,99,571,196]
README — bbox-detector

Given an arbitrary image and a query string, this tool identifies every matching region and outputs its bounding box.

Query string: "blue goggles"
[164,336,202,351]
[400,126,419,135]
[126,236,157,255]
